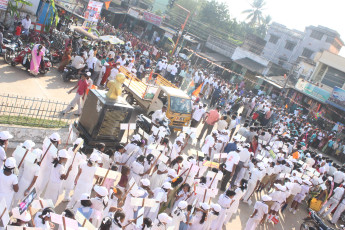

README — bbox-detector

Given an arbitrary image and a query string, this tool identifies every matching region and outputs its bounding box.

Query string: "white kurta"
[0,171,18,209]
[44,164,65,205]
[13,162,40,205]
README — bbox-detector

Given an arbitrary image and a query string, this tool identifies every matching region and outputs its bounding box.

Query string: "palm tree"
[242,0,266,27]
[255,15,272,37]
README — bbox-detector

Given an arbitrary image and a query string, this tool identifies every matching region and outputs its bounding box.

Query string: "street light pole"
[171,4,190,56]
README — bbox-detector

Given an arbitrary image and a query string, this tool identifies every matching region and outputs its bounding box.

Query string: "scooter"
[51,49,63,64]
[135,114,171,136]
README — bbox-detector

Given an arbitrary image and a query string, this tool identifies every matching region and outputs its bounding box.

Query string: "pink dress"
[30,45,45,75]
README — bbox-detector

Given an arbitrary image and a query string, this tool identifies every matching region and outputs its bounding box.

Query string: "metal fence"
[0,94,76,128]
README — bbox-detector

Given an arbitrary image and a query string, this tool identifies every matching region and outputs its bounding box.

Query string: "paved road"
[0,61,332,229]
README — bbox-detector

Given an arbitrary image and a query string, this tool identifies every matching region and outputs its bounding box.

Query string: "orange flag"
[105,1,111,10]
[148,70,153,81]
[192,83,203,97]
[285,104,288,109]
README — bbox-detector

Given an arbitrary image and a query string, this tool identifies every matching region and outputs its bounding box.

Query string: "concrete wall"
[262,24,303,70]
[0,124,76,149]
[291,28,332,62]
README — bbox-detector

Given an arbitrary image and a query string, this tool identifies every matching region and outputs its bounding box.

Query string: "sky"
[223,0,345,55]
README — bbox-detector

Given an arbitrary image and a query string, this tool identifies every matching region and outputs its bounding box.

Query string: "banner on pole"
[84,0,103,22]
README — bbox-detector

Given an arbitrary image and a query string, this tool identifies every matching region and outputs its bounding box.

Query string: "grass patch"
[0,115,68,128]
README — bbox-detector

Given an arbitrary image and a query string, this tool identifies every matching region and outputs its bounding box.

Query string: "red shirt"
[77,79,88,96]
[205,109,220,125]
[15,26,21,36]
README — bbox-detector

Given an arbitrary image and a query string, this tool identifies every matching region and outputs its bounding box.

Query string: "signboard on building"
[327,87,345,112]
[295,79,331,103]
[0,0,8,11]
[128,8,140,18]
[143,12,162,26]
[84,0,103,22]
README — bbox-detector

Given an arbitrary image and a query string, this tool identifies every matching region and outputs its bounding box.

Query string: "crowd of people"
[1,14,345,230]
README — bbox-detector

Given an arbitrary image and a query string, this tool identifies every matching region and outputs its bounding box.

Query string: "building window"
[269,34,279,44]
[321,67,345,88]
[284,41,296,51]
[326,37,334,44]
[310,30,324,40]
[301,48,314,59]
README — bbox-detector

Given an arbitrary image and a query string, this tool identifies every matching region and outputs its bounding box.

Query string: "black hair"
[200,177,207,184]
[0,139,5,146]
[240,179,248,191]
[171,177,183,187]
[115,144,124,151]
[226,190,236,197]
[95,143,106,151]
[187,205,193,212]
[137,155,145,163]
[182,183,191,192]
[99,217,112,230]
[170,156,183,167]
[81,199,92,207]
[3,166,14,174]
[104,149,114,157]
[39,207,55,224]
[146,154,154,164]
[113,211,125,227]
[52,158,61,168]
[142,218,152,229]
[63,209,75,219]
[199,209,207,224]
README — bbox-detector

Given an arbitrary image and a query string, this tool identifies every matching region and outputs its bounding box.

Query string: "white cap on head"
[58,149,69,159]
[200,202,210,210]
[94,185,108,197]
[158,213,172,224]
[132,134,141,142]
[262,195,272,202]
[89,153,100,163]
[130,189,145,197]
[0,131,13,140]
[303,180,312,186]
[86,72,91,77]
[80,193,90,201]
[178,201,188,209]
[141,179,150,187]
[22,140,35,149]
[211,203,221,212]
[236,146,242,151]
[32,148,43,161]
[5,157,16,168]
[12,207,31,222]
[73,138,84,147]
[175,137,184,143]
[162,182,172,190]
[49,133,61,142]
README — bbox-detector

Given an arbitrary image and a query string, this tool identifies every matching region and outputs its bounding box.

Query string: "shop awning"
[234,57,265,73]
[197,52,232,63]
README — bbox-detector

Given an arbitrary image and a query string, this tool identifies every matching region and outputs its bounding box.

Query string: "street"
[0,59,317,230]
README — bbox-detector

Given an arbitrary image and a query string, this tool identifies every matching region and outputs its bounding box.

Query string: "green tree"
[255,15,272,37]
[242,0,266,27]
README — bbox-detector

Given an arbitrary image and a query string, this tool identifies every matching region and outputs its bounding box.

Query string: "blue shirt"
[224,142,237,153]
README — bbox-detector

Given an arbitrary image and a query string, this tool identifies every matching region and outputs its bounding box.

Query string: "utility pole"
[170,4,190,56]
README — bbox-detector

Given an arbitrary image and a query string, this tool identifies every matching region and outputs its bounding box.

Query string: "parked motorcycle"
[51,49,63,64]
[62,65,80,82]
[135,114,171,136]
[2,37,23,64]
[300,209,335,230]
[10,45,52,75]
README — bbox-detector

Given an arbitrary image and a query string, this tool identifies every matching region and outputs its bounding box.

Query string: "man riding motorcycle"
[152,105,168,126]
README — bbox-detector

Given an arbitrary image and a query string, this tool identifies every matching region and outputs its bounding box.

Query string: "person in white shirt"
[220,146,241,191]
[21,15,31,35]
[244,195,271,230]
[333,169,345,187]
[71,55,85,70]
[191,104,206,128]
[217,116,228,131]
[151,106,168,126]
[318,185,345,217]
[92,54,102,83]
